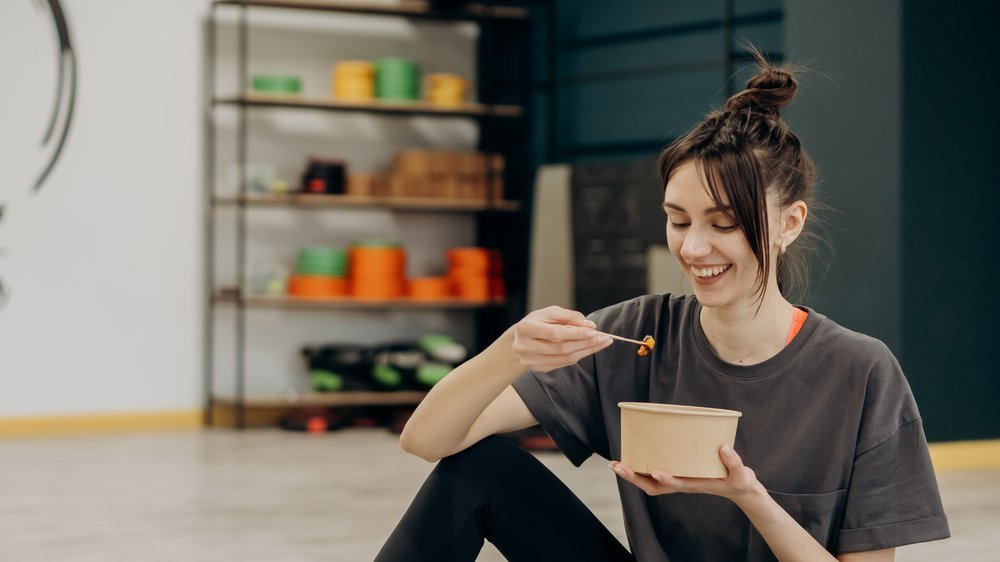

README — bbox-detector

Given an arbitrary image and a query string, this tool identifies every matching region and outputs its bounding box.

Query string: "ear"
[779,200,808,252]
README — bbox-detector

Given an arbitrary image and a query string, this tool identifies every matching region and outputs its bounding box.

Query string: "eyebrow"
[662,202,733,215]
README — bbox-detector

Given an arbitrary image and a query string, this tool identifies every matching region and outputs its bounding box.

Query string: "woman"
[376,57,950,561]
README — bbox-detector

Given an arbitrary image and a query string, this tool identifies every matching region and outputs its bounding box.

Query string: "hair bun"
[724,67,797,115]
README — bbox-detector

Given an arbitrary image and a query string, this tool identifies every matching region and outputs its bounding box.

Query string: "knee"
[437,435,535,478]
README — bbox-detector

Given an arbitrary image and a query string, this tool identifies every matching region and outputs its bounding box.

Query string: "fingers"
[719,444,743,472]
[535,305,596,328]
[519,330,610,357]
[513,307,614,372]
[530,322,599,343]
[519,337,614,371]
[610,447,759,500]
[610,461,733,497]
[609,461,665,496]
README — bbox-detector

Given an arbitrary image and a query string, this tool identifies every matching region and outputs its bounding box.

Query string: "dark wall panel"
[568,69,726,146]
[902,0,1000,441]
[550,0,783,161]
[566,0,718,38]
[784,0,903,354]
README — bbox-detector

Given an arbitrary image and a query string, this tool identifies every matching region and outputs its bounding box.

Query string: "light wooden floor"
[0,428,995,561]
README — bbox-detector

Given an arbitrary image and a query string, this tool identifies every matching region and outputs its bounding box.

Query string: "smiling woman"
[379,49,951,562]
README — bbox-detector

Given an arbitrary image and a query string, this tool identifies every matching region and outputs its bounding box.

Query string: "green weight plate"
[251,75,302,94]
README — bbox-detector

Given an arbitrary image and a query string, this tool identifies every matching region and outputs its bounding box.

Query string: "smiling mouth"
[690,264,732,278]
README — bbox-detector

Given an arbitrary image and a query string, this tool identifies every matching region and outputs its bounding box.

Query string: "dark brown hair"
[657,49,819,304]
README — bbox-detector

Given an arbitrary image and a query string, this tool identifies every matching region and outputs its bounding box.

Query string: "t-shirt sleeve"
[836,344,951,553]
[512,349,609,467]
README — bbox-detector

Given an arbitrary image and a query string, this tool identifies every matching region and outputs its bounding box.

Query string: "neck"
[699,285,796,365]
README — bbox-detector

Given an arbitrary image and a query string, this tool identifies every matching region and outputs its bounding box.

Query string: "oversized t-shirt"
[512,294,950,561]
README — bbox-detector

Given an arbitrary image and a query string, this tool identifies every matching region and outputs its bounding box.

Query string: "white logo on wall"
[0,0,77,312]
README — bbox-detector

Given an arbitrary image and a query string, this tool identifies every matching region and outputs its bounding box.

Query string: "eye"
[714,225,739,232]
[669,221,690,230]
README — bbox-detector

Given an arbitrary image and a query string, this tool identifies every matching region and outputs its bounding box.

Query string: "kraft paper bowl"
[618,402,742,478]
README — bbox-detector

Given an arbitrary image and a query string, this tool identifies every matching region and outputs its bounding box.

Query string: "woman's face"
[663,160,776,311]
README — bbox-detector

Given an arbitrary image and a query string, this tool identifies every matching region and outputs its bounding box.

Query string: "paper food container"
[618,402,742,478]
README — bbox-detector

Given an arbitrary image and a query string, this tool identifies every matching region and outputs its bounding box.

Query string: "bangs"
[695,144,771,300]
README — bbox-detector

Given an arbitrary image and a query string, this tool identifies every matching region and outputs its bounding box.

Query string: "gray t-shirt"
[512,294,950,561]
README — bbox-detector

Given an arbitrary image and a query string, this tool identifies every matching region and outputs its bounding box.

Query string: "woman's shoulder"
[806,309,905,383]
[808,310,894,356]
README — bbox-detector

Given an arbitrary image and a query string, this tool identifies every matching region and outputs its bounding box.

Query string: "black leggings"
[375,435,635,562]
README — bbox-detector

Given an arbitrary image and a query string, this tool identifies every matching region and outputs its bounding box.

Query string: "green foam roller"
[419,334,454,354]
[416,363,451,387]
[372,364,403,389]
[310,370,343,392]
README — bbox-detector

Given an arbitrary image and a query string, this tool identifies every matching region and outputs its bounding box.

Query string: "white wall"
[0,0,206,416]
[0,0,484,415]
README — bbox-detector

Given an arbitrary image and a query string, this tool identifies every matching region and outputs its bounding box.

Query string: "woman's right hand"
[510,306,614,373]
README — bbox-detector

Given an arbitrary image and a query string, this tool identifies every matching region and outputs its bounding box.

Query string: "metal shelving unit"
[213,290,507,310]
[204,0,534,428]
[213,193,521,212]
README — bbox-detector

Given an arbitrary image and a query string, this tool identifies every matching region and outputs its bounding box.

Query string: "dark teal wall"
[540,0,783,162]
[783,1,904,352]
[535,0,1000,441]
[902,0,1000,441]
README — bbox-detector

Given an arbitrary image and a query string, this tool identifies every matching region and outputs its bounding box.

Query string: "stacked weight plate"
[332,60,374,101]
[251,75,302,95]
[426,73,468,107]
[374,58,420,102]
[288,247,348,298]
[350,239,407,299]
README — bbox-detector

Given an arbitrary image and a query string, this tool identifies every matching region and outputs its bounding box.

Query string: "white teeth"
[691,265,731,278]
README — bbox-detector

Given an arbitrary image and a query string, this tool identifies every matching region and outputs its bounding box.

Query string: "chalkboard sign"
[571,157,667,314]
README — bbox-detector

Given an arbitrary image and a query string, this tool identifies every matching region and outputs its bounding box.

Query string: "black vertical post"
[203,3,218,427]
[235,1,249,429]
[474,5,494,354]
[546,1,558,163]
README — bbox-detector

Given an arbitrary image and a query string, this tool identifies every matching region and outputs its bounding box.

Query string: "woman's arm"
[610,447,895,561]
[399,306,612,462]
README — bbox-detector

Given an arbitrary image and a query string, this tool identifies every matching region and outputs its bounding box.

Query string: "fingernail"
[721,444,733,455]
[651,472,663,481]
[614,466,625,475]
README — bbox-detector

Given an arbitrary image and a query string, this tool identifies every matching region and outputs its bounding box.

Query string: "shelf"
[214,391,427,408]
[214,292,506,310]
[214,93,523,118]
[214,193,521,212]
[213,0,528,21]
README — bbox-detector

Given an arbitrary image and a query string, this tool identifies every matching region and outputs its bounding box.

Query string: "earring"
[779,241,787,256]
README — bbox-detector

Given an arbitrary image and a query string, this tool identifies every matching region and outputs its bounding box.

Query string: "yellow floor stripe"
[0,410,202,437]
[928,439,1000,471]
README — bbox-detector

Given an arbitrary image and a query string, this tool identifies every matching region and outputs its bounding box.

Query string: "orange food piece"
[636,335,655,356]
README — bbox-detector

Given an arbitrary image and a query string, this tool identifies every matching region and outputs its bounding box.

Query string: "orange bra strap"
[786,307,808,345]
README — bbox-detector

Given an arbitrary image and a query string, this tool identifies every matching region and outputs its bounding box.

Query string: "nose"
[679,227,711,262]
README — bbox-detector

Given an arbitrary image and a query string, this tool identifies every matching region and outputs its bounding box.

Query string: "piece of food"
[637,335,655,356]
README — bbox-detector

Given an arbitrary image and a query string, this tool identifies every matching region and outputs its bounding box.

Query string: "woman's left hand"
[609,445,761,503]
